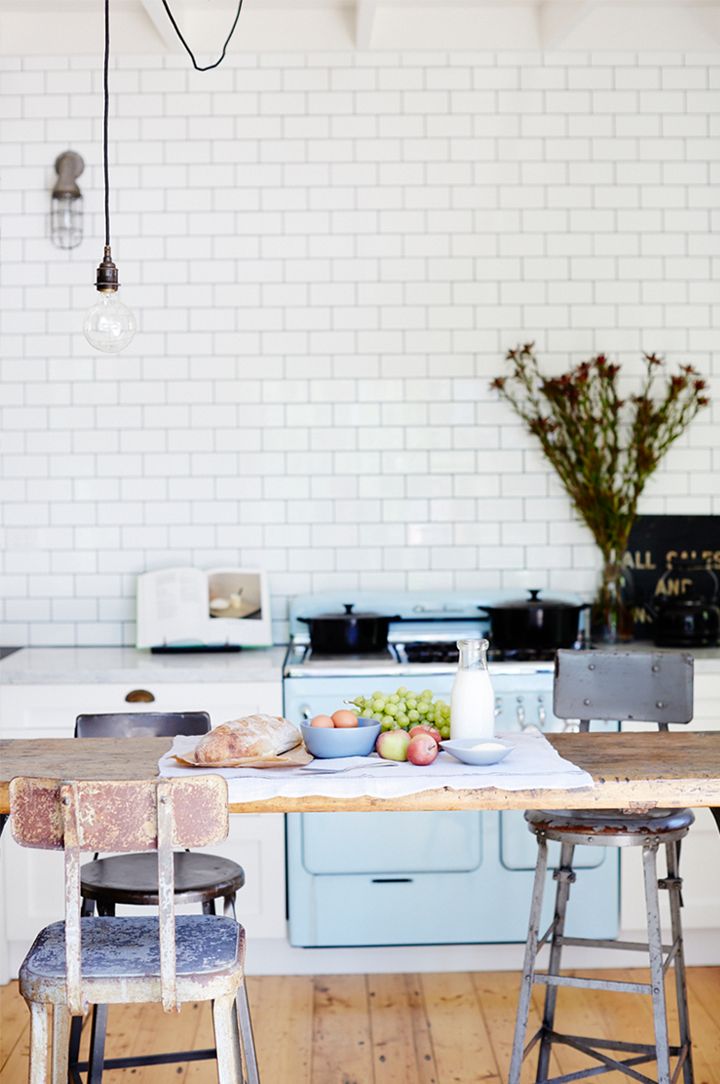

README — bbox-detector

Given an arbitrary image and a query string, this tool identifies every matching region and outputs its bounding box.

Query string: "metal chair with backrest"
[509,650,695,1084]
[11,774,260,1084]
[70,711,246,1083]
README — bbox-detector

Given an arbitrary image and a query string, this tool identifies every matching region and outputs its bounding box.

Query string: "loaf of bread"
[193,714,301,764]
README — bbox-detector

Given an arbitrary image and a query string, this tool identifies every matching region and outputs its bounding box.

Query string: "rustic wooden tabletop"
[1,732,719,814]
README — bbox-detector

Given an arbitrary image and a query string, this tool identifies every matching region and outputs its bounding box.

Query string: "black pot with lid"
[479,589,590,651]
[298,603,401,655]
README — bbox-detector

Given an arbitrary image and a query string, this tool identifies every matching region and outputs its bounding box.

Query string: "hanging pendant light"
[84,0,136,354]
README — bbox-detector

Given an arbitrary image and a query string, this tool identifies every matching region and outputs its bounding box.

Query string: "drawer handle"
[125,688,155,703]
[371,877,413,884]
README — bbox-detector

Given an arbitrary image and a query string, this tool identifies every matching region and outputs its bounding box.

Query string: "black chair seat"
[525,806,695,836]
[81,851,245,907]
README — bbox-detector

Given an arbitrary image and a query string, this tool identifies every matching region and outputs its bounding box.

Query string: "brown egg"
[310,714,334,728]
[332,709,359,729]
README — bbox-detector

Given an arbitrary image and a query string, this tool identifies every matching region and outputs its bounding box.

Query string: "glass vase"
[591,550,634,644]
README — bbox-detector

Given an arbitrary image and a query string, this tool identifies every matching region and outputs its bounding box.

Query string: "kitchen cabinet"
[0,668,286,983]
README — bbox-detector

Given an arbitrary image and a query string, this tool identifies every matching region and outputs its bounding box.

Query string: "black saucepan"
[479,589,589,651]
[299,603,401,655]
[653,597,720,648]
[650,562,720,647]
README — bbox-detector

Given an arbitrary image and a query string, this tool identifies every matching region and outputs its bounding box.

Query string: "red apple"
[407,734,439,766]
[408,724,442,746]
[375,730,411,762]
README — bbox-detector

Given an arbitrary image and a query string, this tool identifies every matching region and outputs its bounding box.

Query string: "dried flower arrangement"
[492,344,710,641]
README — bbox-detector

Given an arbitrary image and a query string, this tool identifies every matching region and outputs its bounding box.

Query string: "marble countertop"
[0,643,719,685]
[0,646,287,685]
[591,641,720,673]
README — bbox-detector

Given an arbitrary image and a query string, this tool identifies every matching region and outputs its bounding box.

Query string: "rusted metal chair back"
[9,776,228,1016]
[554,649,693,731]
[75,711,211,738]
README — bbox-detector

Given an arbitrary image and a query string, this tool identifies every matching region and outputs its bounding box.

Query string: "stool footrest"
[553,1032,684,1057]
[74,1047,217,1071]
[536,973,653,995]
[553,935,673,953]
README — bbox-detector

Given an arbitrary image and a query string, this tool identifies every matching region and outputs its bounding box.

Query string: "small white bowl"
[440,738,513,766]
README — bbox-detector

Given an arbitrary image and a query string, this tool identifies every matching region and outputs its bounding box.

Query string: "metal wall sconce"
[51,151,84,249]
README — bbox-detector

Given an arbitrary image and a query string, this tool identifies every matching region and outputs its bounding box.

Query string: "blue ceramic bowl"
[300,717,381,759]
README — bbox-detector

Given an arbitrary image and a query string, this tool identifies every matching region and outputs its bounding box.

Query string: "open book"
[136,567,272,649]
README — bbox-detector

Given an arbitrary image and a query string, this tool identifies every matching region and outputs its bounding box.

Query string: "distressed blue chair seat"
[21,916,241,984]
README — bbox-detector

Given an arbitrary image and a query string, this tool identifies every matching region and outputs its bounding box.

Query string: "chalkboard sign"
[622,515,720,638]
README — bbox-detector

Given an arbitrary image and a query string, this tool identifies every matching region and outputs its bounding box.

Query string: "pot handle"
[297,616,310,624]
[477,608,490,619]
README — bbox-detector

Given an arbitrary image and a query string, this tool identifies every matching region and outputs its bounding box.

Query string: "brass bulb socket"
[95,246,120,293]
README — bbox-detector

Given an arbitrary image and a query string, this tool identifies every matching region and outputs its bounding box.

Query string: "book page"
[136,567,208,648]
[204,567,272,646]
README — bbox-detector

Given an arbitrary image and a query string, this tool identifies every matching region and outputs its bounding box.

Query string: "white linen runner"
[158,729,594,804]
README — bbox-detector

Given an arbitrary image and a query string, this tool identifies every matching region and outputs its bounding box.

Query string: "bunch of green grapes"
[350,686,451,739]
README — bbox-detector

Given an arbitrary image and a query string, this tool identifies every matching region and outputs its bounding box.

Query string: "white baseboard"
[244,928,720,976]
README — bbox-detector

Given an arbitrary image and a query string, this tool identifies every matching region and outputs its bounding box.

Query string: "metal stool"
[69,711,246,1084]
[509,650,695,1084]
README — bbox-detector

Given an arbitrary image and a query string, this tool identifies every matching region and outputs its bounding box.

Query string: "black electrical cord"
[101,0,244,247]
[159,0,245,72]
[103,0,110,248]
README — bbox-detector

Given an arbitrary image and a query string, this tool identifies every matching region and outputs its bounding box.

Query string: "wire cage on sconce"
[51,151,84,250]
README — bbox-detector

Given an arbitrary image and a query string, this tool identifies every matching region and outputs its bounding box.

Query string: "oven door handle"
[371,877,414,884]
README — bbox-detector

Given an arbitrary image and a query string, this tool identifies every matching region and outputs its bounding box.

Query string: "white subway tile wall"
[0,51,718,645]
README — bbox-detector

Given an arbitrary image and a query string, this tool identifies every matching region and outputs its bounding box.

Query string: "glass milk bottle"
[450,638,495,740]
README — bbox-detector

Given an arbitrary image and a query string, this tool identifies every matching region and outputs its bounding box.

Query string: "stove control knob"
[300,704,313,722]
[537,697,546,729]
[516,696,526,729]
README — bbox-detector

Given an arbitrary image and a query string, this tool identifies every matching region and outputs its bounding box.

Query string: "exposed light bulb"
[83,291,137,353]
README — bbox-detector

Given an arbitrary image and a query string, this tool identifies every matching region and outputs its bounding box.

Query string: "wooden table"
[1,732,719,814]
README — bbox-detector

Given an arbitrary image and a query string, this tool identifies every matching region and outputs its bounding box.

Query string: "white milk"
[450,639,495,740]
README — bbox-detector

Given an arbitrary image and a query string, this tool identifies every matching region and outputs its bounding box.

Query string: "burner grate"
[487,647,558,663]
[402,641,460,664]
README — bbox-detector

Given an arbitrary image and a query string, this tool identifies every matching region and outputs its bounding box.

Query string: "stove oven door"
[284,673,620,947]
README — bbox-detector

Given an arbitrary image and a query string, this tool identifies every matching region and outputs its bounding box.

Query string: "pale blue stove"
[283,591,619,948]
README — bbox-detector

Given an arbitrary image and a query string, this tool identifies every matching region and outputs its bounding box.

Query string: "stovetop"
[284,589,588,678]
[283,639,560,678]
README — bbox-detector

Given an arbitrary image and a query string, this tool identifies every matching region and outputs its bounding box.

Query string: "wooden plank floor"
[1,969,719,1083]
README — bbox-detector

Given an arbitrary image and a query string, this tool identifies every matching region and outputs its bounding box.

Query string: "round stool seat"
[525,806,694,845]
[81,851,245,907]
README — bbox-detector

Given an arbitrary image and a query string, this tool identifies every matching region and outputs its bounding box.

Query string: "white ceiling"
[0,0,718,54]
